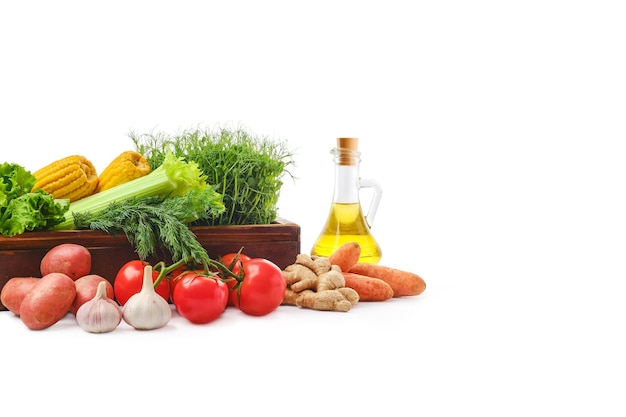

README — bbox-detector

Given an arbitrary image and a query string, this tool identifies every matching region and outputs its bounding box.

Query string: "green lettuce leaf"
[0,162,69,237]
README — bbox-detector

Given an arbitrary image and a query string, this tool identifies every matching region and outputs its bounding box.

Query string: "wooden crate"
[0,218,300,310]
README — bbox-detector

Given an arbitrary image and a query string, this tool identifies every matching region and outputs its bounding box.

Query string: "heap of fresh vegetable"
[1,239,428,332]
[1,125,293,266]
[0,242,288,331]
[130,124,294,225]
[282,241,427,310]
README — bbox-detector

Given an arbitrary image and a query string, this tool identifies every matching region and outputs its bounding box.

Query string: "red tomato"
[168,265,194,300]
[169,264,189,280]
[173,272,229,324]
[219,252,251,306]
[220,252,251,269]
[114,260,170,305]
[231,257,286,316]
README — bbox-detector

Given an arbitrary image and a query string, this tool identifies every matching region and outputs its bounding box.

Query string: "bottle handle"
[359,178,382,228]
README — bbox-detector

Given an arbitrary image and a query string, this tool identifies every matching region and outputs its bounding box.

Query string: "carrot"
[342,272,393,301]
[328,241,361,272]
[348,263,426,297]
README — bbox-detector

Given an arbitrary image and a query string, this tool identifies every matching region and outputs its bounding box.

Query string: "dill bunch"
[72,188,224,264]
[130,125,295,225]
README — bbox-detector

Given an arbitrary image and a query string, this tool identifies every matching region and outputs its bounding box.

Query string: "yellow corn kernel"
[96,150,151,193]
[32,155,99,202]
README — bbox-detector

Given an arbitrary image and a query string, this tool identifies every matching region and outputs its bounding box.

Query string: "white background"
[1,1,625,416]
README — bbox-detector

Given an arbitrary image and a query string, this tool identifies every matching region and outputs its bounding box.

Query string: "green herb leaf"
[130,125,295,225]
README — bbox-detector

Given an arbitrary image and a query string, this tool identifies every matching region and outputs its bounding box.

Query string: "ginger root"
[282,254,359,312]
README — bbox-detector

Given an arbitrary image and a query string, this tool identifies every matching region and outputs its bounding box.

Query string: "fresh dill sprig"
[72,189,224,264]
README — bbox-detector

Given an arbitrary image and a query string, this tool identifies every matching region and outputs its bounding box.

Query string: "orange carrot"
[342,272,393,301]
[348,263,426,297]
[328,241,361,272]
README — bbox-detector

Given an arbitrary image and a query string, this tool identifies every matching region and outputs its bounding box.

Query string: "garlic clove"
[76,280,122,333]
[122,264,172,330]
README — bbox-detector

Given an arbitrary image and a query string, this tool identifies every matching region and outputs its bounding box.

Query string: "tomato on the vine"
[219,252,251,306]
[172,271,229,324]
[168,265,195,299]
[114,260,170,305]
[227,256,286,316]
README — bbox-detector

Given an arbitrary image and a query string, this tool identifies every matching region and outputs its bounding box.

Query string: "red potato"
[40,243,92,280]
[19,272,77,330]
[71,274,115,315]
[0,277,41,316]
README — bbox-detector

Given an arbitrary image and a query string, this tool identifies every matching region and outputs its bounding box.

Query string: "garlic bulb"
[122,264,172,330]
[76,281,122,333]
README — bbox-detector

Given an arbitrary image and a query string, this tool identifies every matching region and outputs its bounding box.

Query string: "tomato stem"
[149,247,248,290]
[152,258,189,288]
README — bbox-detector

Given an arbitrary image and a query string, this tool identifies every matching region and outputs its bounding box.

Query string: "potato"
[40,243,92,280]
[20,272,77,330]
[0,277,41,316]
[71,274,115,315]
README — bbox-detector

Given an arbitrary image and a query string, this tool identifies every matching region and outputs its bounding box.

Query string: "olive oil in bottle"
[311,137,382,264]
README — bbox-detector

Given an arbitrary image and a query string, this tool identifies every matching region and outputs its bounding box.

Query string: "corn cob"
[95,150,151,193]
[32,155,99,202]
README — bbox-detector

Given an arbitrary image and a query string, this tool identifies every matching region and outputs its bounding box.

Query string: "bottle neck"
[332,148,361,203]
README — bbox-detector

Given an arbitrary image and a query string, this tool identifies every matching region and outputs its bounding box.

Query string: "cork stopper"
[337,137,358,151]
[334,137,360,166]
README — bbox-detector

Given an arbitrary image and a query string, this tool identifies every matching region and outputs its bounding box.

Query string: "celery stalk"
[53,153,214,230]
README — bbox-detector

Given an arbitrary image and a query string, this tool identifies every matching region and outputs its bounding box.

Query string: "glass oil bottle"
[311,137,383,264]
